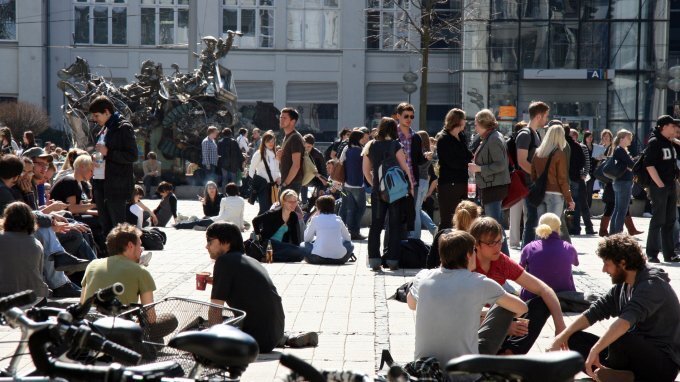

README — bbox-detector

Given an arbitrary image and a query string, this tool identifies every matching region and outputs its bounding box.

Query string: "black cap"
[655,115,680,129]
[21,147,53,162]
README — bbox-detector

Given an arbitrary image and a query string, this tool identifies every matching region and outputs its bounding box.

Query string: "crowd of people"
[1,96,680,381]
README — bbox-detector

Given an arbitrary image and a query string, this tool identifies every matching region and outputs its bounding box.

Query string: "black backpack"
[141,228,167,250]
[632,150,650,187]
[399,238,430,268]
[506,127,536,171]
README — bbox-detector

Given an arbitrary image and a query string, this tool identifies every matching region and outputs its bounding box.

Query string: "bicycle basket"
[118,297,245,378]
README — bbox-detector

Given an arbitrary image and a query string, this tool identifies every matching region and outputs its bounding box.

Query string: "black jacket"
[309,147,328,178]
[437,132,473,184]
[566,136,585,182]
[93,112,138,200]
[252,207,301,245]
[217,136,244,172]
[644,130,678,185]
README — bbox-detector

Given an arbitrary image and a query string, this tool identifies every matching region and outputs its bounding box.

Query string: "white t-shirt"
[237,135,249,153]
[410,268,505,362]
[129,204,145,229]
[93,130,107,180]
[214,196,245,229]
[303,214,351,259]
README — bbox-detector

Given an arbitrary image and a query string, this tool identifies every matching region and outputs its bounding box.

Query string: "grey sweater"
[473,130,510,189]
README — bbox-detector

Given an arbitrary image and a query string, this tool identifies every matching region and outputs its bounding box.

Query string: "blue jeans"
[302,241,354,265]
[611,180,633,234]
[483,199,510,255]
[342,187,366,234]
[221,170,237,187]
[522,198,538,247]
[408,179,430,239]
[270,240,305,262]
[34,227,70,289]
[537,193,564,218]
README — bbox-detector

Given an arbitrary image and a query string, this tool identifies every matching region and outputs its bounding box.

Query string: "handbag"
[527,149,557,208]
[244,238,265,262]
[331,160,346,183]
[502,155,529,209]
[302,152,317,186]
[602,156,626,180]
[594,160,612,184]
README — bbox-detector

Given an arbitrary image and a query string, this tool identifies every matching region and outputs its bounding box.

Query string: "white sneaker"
[139,251,153,267]
[188,215,199,223]
[176,213,188,223]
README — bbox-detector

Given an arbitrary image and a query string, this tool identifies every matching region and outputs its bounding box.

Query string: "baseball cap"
[655,115,680,129]
[22,147,54,162]
[356,126,370,135]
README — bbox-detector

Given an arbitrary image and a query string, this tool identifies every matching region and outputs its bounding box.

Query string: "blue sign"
[587,69,604,80]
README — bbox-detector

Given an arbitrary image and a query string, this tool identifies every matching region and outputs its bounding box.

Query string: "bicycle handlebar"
[0,290,36,313]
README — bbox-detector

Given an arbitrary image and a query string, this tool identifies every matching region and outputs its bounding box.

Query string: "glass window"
[462,21,488,69]
[112,7,127,44]
[639,21,669,71]
[609,74,637,121]
[0,0,15,40]
[291,103,338,140]
[492,0,519,19]
[288,0,339,49]
[93,6,108,44]
[366,104,398,129]
[462,71,488,115]
[520,22,549,68]
[489,22,518,70]
[610,21,638,69]
[73,1,127,45]
[141,1,189,46]
[520,0,549,19]
[581,0,609,19]
[611,0,639,19]
[550,22,578,68]
[74,6,90,44]
[223,0,274,48]
[365,0,413,50]
[641,0,668,19]
[580,22,608,68]
[489,72,518,116]
[551,0,579,19]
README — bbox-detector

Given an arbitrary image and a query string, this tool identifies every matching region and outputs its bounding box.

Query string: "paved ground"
[1,200,679,381]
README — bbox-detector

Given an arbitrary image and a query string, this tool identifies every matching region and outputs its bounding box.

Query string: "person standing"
[565,128,586,235]
[436,108,472,231]
[201,126,220,185]
[89,95,138,237]
[142,152,161,198]
[277,108,305,195]
[236,128,249,153]
[217,128,243,187]
[339,130,368,240]
[609,130,634,235]
[645,115,680,263]
[530,125,574,217]
[249,131,280,215]
[517,102,549,247]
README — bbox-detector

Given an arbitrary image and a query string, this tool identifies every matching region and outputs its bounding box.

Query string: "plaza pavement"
[1,199,679,381]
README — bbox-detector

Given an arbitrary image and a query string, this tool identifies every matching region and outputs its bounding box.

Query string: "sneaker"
[139,251,152,267]
[665,255,680,263]
[594,367,634,382]
[585,228,596,235]
[643,212,653,218]
[285,332,319,348]
[188,216,199,223]
[52,252,90,273]
[51,281,82,298]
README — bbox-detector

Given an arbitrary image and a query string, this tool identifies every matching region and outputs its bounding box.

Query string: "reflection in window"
[609,75,637,121]
[550,0,579,19]
[74,1,127,45]
[141,1,188,46]
[291,103,338,140]
[462,21,488,69]
[288,1,339,49]
[641,0,668,20]
[520,22,548,68]
[366,1,412,50]
[366,104,398,129]
[491,0,518,19]
[611,0,639,19]
[0,0,16,40]
[489,23,518,70]
[462,72,488,116]
[550,22,578,68]
[222,0,274,48]
[520,0,549,19]
[580,22,608,68]
[581,0,609,19]
[489,72,517,114]
[610,22,638,69]
[639,21,669,71]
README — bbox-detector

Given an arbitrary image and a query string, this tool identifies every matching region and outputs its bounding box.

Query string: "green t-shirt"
[81,255,156,306]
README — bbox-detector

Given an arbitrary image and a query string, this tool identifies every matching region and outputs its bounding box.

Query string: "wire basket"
[119,297,245,378]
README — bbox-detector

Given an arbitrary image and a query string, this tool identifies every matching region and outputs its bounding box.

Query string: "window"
[141,0,189,46]
[74,0,127,45]
[223,0,274,48]
[0,0,15,40]
[288,0,340,49]
[366,0,412,50]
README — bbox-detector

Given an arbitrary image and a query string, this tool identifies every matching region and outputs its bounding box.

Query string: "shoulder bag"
[527,149,557,208]
[502,154,529,209]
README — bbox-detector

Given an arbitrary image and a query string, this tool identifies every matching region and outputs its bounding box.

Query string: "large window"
[141,0,189,46]
[223,0,274,48]
[74,0,127,45]
[288,0,340,49]
[0,0,15,40]
[366,0,412,50]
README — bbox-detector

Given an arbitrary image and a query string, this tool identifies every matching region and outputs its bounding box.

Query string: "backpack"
[506,127,536,171]
[378,141,409,203]
[301,151,317,186]
[399,238,430,268]
[140,228,167,250]
[632,150,650,187]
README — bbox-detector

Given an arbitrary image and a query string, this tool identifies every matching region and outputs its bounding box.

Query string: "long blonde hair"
[535,213,561,239]
[613,129,632,148]
[453,200,482,232]
[535,125,567,158]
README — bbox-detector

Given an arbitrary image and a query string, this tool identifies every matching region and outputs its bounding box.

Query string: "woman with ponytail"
[426,200,482,268]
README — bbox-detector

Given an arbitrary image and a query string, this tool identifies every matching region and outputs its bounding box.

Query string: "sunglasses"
[401,115,415,120]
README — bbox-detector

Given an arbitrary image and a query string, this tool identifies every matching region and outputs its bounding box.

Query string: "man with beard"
[549,234,680,382]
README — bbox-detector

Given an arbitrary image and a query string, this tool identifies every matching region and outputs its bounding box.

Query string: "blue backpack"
[378,141,409,203]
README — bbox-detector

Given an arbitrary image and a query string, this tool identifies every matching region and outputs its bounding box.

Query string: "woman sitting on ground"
[302,195,354,265]
[127,185,158,229]
[153,181,177,227]
[426,200,482,268]
[175,183,246,231]
[252,190,306,262]
[199,181,223,218]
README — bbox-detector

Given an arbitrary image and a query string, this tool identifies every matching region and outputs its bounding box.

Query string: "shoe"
[624,216,644,236]
[388,264,399,271]
[52,252,90,273]
[139,251,152,267]
[193,225,207,231]
[350,232,366,240]
[188,216,199,223]
[665,255,680,263]
[648,256,661,263]
[594,367,634,382]
[643,212,653,218]
[51,281,82,298]
[585,228,596,235]
[285,332,319,348]
[599,216,610,237]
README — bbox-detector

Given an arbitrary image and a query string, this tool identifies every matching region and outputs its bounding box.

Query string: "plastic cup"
[195,272,210,291]
[516,317,530,327]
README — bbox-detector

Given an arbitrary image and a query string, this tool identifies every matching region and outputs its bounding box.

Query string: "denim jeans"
[522,198,538,247]
[508,200,526,248]
[257,182,273,215]
[537,193,564,218]
[342,187,366,234]
[610,180,632,234]
[568,180,581,234]
[34,227,70,289]
[483,199,510,255]
[270,240,305,262]
[302,241,354,265]
[220,170,237,187]
[419,210,438,237]
[408,179,429,239]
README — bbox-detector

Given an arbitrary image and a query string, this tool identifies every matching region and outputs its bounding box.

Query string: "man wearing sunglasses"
[470,217,566,356]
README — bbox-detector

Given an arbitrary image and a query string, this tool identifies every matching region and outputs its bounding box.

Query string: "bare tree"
[366,0,469,130]
[0,101,51,138]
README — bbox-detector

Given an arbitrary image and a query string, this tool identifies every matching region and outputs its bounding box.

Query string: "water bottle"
[94,134,105,166]
[265,241,273,264]
[467,173,476,199]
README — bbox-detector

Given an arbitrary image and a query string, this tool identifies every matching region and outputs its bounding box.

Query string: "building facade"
[0,0,673,145]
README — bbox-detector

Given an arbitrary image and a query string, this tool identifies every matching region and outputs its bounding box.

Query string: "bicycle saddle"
[126,360,184,377]
[92,316,144,351]
[168,324,259,369]
[446,351,584,382]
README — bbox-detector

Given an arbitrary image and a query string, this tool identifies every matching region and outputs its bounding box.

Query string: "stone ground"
[1,199,679,381]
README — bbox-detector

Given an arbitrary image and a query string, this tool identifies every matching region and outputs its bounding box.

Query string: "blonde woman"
[609,129,634,234]
[426,200,482,268]
[531,124,574,217]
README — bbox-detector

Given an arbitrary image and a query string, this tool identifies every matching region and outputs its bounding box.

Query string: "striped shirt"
[202,136,218,167]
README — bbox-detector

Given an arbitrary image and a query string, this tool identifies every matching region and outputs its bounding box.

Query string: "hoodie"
[583,266,680,367]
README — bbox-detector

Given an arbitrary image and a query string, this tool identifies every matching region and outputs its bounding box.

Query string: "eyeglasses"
[480,239,503,247]
[402,115,415,120]
[33,162,48,168]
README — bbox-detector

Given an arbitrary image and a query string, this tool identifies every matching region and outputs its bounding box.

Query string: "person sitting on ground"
[520,213,578,304]
[407,230,527,363]
[142,152,161,198]
[199,181,223,218]
[549,234,680,382]
[126,185,158,229]
[175,183,246,231]
[205,222,318,352]
[50,154,97,216]
[426,200,481,268]
[302,195,354,265]
[53,148,88,184]
[0,202,49,298]
[251,190,306,262]
[153,181,177,227]
[470,217,566,355]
